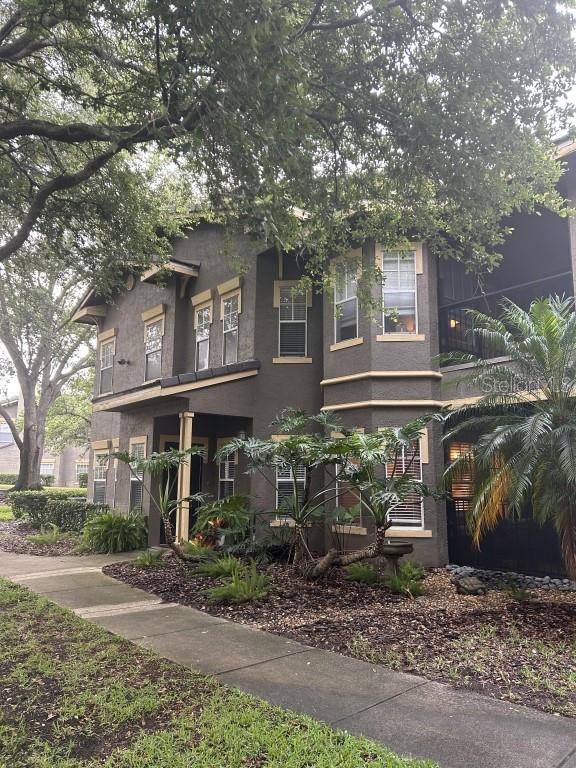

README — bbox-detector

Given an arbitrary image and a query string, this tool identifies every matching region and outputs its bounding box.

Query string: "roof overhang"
[141,258,200,283]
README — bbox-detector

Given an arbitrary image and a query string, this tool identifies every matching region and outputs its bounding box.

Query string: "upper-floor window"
[279,285,307,357]
[145,319,163,380]
[222,293,239,365]
[334,270,358,342]
[99,340,114,394]
[382,250,417,333]
[195,305,211,371]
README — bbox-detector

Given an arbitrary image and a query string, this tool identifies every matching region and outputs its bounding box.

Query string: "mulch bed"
[0,519,82,556]
[105,557,576,718]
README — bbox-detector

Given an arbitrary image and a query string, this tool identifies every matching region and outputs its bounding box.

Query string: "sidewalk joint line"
[214,648,314,676]
[115,620,230,641]
[330,680,430,726]
[555,743,576,768]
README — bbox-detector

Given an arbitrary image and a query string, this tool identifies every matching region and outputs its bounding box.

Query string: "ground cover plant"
[0,577,434,768]
[0,505,13,521]
[106,560,576,718]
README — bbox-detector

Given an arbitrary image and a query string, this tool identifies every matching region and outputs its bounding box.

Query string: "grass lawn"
[0,578,435,768]
[0,505,14,521]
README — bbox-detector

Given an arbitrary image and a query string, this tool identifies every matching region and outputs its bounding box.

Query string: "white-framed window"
[218,452,236,498]
[195,304,211,371]
[99,340,114,394]
[334,269,358,342]
[40,462,54,477]
[0,420,13,443]
[93,453,108,505]
[382,249,418,333]
[385,437,423,528]
[278,285,307,357]
[75,462,89,485]
[276,465,306,519]
[222,293,239,365]
[144,319,163,380]
[129,441,146,512]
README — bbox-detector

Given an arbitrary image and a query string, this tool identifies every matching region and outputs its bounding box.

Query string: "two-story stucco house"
[74,139,576,573]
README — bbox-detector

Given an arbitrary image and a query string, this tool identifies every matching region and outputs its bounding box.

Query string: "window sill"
[330,337,364,352]
[272,357,313,364]
[386,529,432,538]
[269,519,312,528]
[376,334,425,342]
[332,524,367,536]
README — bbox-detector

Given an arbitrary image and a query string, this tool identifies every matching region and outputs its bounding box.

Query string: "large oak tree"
[1,0,575,277]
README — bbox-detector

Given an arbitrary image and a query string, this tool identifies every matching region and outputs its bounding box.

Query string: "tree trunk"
[301,524,390,580]
[162,513,210,564]
[14,385,45,490]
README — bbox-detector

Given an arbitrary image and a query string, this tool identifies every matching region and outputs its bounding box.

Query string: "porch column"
[176,411,194,542]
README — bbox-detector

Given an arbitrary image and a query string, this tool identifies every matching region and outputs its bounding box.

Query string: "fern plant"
[194,555,242,578]
[133,549,164,568]
[27,523,70,545]
[82,511,147,553]
[344,563,379,584]
[205,562,270,603]
[385,560,426,598]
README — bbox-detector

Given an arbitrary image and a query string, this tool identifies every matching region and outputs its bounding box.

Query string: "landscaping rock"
[453,575,487,595]
[446,564,576,593]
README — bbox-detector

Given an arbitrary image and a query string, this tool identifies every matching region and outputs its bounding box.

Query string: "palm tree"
[443,296,576,577]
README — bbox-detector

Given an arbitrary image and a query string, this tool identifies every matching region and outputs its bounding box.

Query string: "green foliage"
[443,297,576,578]
[500,582,533,604]
[345,563,379,585]
[77,473,88,488]
[82,511,148,554]
[26,524,72,546]
[192,495,251,543]
[181,540,218,558]
[133,550,165,568]
[0,473,17,485]
[385,561,426,598]
[205,562,270,604]
[40,474,54,487]
[194,555,242,578]
[7,489,89,528]
[0,506,13,521]
[45,373,93,454]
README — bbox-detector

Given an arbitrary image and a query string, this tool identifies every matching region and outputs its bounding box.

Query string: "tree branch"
[0,404,23,450]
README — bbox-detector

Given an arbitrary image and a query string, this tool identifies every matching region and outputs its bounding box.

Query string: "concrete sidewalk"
[1,550,575,768]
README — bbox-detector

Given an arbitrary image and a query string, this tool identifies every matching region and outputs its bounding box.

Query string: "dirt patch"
[105,558,576,717]
[0,520,82,556]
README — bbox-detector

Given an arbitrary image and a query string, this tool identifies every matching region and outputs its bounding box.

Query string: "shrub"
[181,539,217,558]
[82,511,148,553]
[77,473,88,488]
[41,475,54,487]
[8,490,98,531]
[194,555,242,578]
[133,549,165,568]
[0,473,18,485]
[205,562,270,603]
[345,562,379,585]
[385,560,426,598]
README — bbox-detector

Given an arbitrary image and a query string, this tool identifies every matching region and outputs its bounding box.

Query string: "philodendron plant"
[114,447,248,563]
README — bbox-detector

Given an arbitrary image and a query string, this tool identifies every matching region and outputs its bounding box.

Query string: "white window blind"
[93,453,108,505]
[276,465,306,519]
[385,438,423,528]
[218,452,236,498]
[382,250,417,333]
[129,442,146,512]
[279,286,307,356]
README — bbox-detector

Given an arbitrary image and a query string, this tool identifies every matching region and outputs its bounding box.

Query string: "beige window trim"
[141,304,166,323]
[419,427,429,464]
[271,434,290,443]
[217,276,241,296]
[111,438,119,450]
[91,439,110,450]
[220,287,242,316]
[273,280,312,308]
[329,337,364,352]
[272,357,312,364]
[322,399,444,412]
[128,435,148,456]
[193,436,210,463]
[270,518,296,528]
[191,288,213,307]
[98,327,117,343]
[377,241,423,275]
[193,299,213,328]
[159,434,179,452]
[376,333,425,342]
[386,528,432,538]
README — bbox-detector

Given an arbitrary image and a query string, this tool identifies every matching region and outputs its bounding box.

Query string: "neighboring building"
[0,397,89,486]
[74,141,576,573]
